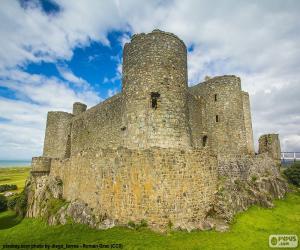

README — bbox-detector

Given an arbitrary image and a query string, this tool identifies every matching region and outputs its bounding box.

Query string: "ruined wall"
[258,134,281,162]
[122,29,191,149]
[50,148,217,229]
[242,92,255,155]
[70,94,124,156]
[189,76,248,157]
[43,111,73,158]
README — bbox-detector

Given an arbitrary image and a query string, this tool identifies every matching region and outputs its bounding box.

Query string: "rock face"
[210,154,288,226]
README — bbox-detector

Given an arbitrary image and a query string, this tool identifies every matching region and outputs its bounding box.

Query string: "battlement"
[129,29,186,49]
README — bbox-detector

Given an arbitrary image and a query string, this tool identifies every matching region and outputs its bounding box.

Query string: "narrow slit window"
[216,115,219,122]
[202,135,208,147]
[214,94,217,101]
[151,92,160,110]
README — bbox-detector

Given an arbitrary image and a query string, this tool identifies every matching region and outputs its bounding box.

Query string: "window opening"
[151,92,160,110]
[202,136,208,147]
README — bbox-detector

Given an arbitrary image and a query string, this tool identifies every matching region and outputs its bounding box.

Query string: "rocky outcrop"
[26,175,63,218]
[208,154,288,228]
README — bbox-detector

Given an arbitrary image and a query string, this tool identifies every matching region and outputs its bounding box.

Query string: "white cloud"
[0,69,101,159]
[0,0,300,159]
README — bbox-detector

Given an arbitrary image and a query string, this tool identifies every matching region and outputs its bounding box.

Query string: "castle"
[27,30,285,231]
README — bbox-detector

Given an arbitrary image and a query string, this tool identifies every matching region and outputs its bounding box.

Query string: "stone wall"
[73,102,87,116]
[258,134,281,162]
[187,92,206,148]
[43,111,73,158]
[122,29,191,149]
[31,157,51,175]
[189,76,249,157]
[49,147,217,229]
[242,92,255,155]
[70,94,124,156]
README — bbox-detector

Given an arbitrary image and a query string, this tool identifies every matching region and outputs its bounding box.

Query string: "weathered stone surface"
[26,175,63,218]
[50,147,218,230]
[259,134,281,162]
[27,29,288,232]
[211,155,288,223]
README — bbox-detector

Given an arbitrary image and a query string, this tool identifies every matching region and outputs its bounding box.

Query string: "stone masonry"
[27,30,286,231]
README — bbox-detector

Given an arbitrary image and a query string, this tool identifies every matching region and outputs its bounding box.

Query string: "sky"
[0,0,299,160]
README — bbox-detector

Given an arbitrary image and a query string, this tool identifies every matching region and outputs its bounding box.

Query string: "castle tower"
[73,102,87,116]
[121,30,191,149]
[190,75,250,157]
[258,134,281,162]
[43,111,73,158]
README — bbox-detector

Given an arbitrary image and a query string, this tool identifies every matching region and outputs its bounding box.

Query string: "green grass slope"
[0,192,299,250]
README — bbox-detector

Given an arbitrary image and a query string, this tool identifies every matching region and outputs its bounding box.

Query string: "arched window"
[202,135,208,147]
[214,94,217,101]
[216,115,219,122]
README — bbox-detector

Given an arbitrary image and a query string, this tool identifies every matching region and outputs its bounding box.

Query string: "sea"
[0,160,31,168]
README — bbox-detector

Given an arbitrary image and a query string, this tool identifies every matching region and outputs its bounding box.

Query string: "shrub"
[9,191,28,217]
[140,219,148,228]
[128,221,136,229]
[284,162,300,187]
[0,194,7,211]
[0,184,17,192]
[167,220,173,229]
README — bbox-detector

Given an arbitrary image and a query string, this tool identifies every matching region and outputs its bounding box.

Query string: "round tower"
[122,29,191,149]
[199,75,248,157]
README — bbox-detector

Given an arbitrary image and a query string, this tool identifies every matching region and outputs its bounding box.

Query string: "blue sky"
[0,0,300,160]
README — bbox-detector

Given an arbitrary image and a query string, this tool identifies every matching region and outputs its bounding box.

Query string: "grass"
[0,192,299,249]
[0,167,30,194]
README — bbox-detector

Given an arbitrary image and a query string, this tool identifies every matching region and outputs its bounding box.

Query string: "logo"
[269,235,298,248]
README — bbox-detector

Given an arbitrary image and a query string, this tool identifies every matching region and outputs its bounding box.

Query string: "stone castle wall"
[187,92,206,148]
[70,94,124,156]
[49,147,217,229]
[242,92,255,155]
[189,76,250,157]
